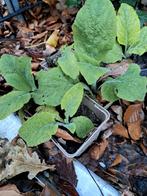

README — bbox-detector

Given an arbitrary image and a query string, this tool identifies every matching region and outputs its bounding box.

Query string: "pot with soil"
[52,95,110,158]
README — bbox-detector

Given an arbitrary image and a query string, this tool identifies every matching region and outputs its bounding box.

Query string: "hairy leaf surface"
[0,55,36,91]
[58,46,79,79]
[33,67,74,106]
[117,3,140,46]
[0,91,31,119]
[61,83,84,118]
[127,26,147,55]
[71,116,94,138]
[78,62,108,85]
[19,112,58,147]
[101,64,147,102]
[73,0,116,63]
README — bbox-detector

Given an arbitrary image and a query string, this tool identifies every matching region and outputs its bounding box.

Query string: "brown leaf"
[124,104,144,140]
[112,124,129,138]
[89,139,108,160]
[43,0,57,6]
[56,128,81,143]
[124,104,143,123]
[128,121,142,140]
[0,139,54,181]
[106,60,130,77]
[0,184,22,196]
[110,154,123,167]
[140,143,147,156]
[40,185,57,196]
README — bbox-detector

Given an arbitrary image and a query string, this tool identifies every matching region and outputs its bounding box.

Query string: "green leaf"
[0,91,31,119]
[103,42,123,63]
[101,79,119,102]
[0,55,36,92]
[19,112,58,147]
[71,116,94,138]
[61,83,84,118]
[127,26,147,55]
[32,67,74,106]
[66,0,80,7]
[78,62,108,85]
[36,106,62,121]
[72,0,116,63]
[101,64,147,102]
[57,122,76,134]
[58,46,79,79]
[117,3,140,46]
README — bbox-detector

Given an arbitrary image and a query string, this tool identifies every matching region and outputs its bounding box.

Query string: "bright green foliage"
[101,64,147,102]
[0,55,36,92]
[117,3,140,46]
[127,27,147,55]
[0,91,31,119]
[57,122,76,134]
[61,83,84,118]
[58,46,79,79]
[78,62,108,85]
[36,105,62,121]
[32,67,74,106]
[71,116,94,138]
[72,0,116,63]
[103,42,123,63]
[19,112,58,147]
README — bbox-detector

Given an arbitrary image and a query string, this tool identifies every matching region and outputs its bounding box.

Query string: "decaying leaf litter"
[0,0,147,195]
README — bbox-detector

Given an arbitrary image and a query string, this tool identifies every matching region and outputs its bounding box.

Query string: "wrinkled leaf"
[73,0,116,63]
[101,64,147,102]
[19,112,58,147]
[61,83,84,118]
[0,55,36,91]
[117,3,140,46]
[33,67,74,106]
[78,62,108,85]
[0,139,54,181]
[71,116,94,138]
[127,26,147,55]
[58,46,79,79]
[90,139,108,160]
[0,91,31,120]
[103,42,123,63]
[112,123,129,138]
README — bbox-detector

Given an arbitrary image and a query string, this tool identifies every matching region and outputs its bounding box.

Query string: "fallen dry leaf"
[112,124,129,139]
[0,184,22,196]
[43,0,57,6]
[89,139,108,160]
[46,30,59,48]
[0,139,54,181]
[124,104,144,140]
[110,154,123,167]
[124,104,143,123]
[40,185,57,196]
[106,60,130,77]
[127,121,142,140]
[56,128,81,143]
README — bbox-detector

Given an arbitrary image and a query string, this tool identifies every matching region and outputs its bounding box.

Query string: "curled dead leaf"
[89,139,108,160]
[46,30,59,48]
[56,128,81,143]
[124,104,143,124]
[112,124,129,139]
[110,154,123,167]
[128,121,141,140]
[0,139,54,181]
